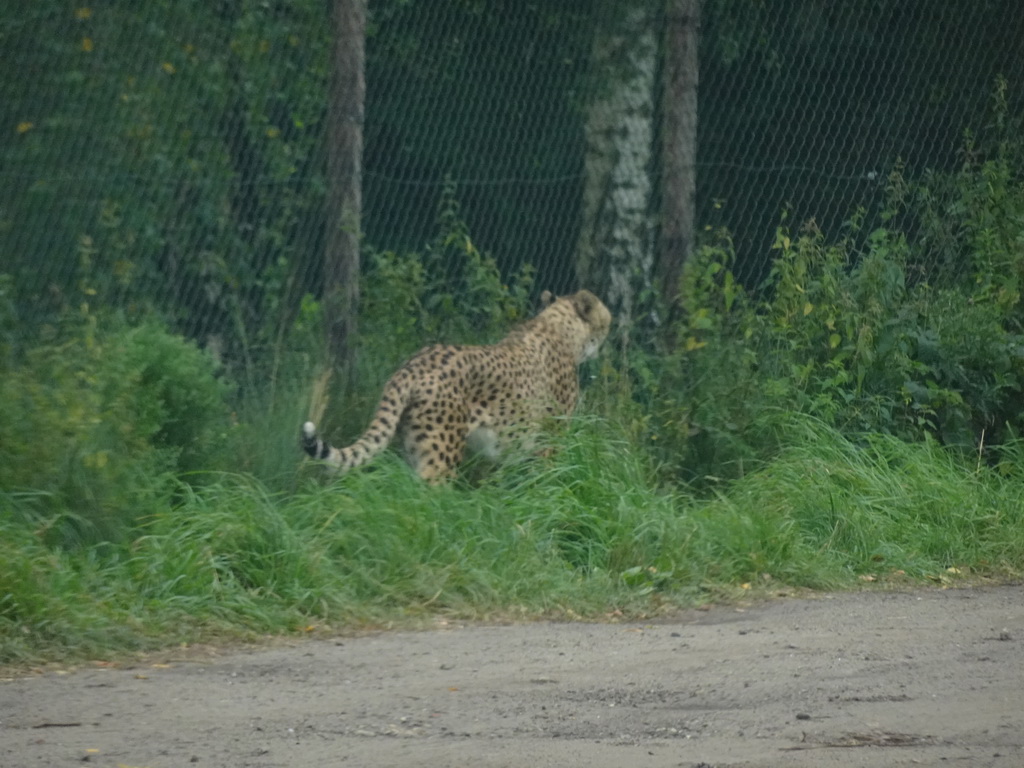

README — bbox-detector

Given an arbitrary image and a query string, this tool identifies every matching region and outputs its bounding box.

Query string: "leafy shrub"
[0,308,230,545]
[635,98,1024,483]
[361,182,534,355]
[640,229,783,483]
[104,321,233,472]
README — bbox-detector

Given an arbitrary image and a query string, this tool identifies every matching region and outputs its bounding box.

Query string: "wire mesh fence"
[3,0,1024,362]
[699,0,1024,289]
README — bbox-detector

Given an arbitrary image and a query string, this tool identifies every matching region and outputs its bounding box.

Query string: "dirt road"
[2,586,1022,767]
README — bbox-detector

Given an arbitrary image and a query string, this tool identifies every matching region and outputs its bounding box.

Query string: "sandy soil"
[2,586,1022,768]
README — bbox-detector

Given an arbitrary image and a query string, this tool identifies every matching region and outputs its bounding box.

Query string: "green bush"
[0,310,230,545]
[636,140,1024,484]
[104,322,233,473]
[361,182,534,354]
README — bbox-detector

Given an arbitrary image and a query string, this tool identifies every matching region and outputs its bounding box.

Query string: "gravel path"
[2,586,1022,767]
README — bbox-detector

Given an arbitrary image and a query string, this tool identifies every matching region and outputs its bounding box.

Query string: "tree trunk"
[658,0,700,317]
[576,0,659,344]
[325,0,366,386]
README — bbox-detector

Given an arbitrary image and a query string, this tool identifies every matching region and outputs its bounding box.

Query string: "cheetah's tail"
[301,376,411,472]
[301,421,338,464]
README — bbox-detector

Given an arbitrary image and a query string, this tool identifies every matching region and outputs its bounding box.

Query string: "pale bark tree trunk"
[325,0,366,386]
[658,0,700,318]
[576,0,659,345]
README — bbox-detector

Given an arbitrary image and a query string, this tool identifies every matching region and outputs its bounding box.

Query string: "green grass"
[3,416,1024,665]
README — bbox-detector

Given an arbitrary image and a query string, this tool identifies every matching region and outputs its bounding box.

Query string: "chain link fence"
[700,0,1024,289]
[3,0,1024,361]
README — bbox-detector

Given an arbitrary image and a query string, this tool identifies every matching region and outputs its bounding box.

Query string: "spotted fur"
[301,289,612,482]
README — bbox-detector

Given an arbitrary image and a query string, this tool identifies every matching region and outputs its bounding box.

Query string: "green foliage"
[688,418,1024,584]
[0,518,149,661]
[4,0,586,378]
[0,308,230,546]
[634,96,1024,483]
[4,416,1024,665]
[361,182,535,356]
[3,0,330,373]
[916,78,1024,310]
[107,322,233,472]
[641,229,779,481]
[4,10,1024,667]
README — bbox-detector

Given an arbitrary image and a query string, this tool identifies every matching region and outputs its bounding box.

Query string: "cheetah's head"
[540,289,611,362]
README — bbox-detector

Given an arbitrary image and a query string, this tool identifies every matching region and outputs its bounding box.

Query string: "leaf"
[803,301,813,316]
[723,270,737,313]
[684,336,707,351]
[829,333,841,348]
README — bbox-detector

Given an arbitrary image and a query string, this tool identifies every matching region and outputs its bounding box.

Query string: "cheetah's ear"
[539,290,556,309]
[569,290,599,320]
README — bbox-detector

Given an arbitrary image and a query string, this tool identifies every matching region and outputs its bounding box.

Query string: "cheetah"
[301,289,612,482]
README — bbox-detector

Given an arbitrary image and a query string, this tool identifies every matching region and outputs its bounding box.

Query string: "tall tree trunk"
[658,0,700,318]
[576,0,659,345]
[325,0,366,386]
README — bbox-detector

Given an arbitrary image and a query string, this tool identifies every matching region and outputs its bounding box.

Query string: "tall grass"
[687,418,1024,585]
[3,415,1024,664]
